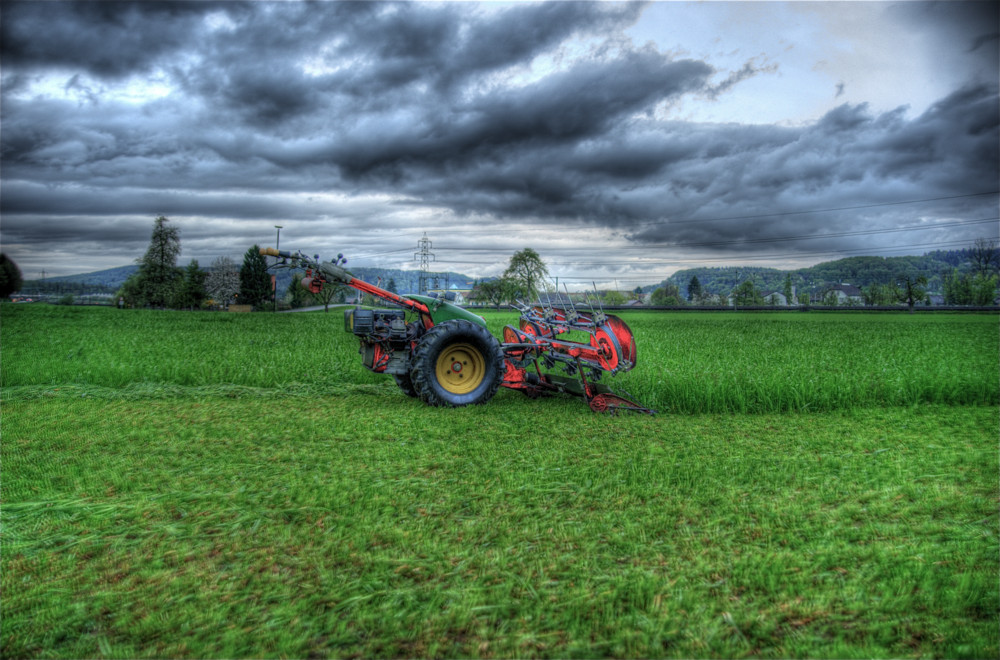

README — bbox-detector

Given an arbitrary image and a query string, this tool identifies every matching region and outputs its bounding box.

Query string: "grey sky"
[1,1,997,286]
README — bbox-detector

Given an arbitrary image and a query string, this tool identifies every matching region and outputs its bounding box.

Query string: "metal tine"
[585,284,599,318]
[593,281,605,314]
[563,283,579,321]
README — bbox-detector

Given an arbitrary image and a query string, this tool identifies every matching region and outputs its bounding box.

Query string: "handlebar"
[260,247,295,259]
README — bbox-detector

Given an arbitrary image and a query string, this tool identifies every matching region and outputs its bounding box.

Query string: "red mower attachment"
[500,298,654,415]
[261,247,654,414]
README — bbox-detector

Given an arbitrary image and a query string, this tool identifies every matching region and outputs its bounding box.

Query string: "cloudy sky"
[2,1,997,287]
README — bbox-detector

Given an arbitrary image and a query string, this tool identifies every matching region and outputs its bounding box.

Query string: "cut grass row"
[2,304,997,413]
[4,393,997,658]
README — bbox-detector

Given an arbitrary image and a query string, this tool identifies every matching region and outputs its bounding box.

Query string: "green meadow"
[3,304,997,658]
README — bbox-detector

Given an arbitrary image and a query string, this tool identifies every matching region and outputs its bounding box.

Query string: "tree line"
[111,216,274,310]
[106,218,559,313]
[657,239,999,307]
[4,217,995,310]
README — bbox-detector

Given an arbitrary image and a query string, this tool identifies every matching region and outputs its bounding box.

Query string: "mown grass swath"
[3,305,996,413]
[3,303,997,658]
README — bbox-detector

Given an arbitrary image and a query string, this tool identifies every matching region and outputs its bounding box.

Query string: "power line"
[331,191,1000,262]
[547,238,981,268]
[630,190,1000,228]
[427,216,997,254]
[380,190,1000,237]
[424,237,981,269]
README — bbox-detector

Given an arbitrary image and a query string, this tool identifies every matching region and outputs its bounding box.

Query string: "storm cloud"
[1,1,997,281]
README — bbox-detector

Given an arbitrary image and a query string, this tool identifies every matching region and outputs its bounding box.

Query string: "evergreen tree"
[0,253,24,299]
[239,244,271,310]
[386,278,398,294]
[687,275,702,302]
[782,274,793,303]
[135,215,182,308]
[173,259,207,310]
[732,279,763,306]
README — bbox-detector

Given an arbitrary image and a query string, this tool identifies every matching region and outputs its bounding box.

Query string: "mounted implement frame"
[262,247,653,414]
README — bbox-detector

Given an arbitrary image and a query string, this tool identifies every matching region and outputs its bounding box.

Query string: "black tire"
[410,320,504,407]
[393,373,419,398]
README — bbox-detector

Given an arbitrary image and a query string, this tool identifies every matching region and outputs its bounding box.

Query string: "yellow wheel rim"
[435,342,486,394]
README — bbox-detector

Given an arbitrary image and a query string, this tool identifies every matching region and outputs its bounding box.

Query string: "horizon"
[26,246,983,294]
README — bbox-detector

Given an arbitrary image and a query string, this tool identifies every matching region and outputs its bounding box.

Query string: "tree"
[115,276,143,309]
[285,270,315,309]
[134,215,182,308]
[386,278,398,294]
[604,290,627,306]
[206,256,240,308]
[945,266,1000,307]
[897,275,928,313]
[732,279,762,306]
[0,253,23,299]
[474,278,514,309]
[651,284,682,306]
[173,259,208,310]
[863,282,897,306]
[782,274,793,304]
[314,282,343,312]
[971,273,999,306]
[687,275,702,302]
[970,238,999,276]
[503,248,549,303]
[239,245,271,310]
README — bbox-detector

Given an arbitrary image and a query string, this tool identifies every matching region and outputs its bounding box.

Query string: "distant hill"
[659,251,980,299]
[25,264,478,296]
[41,265,139,290]
[23,248,983,299]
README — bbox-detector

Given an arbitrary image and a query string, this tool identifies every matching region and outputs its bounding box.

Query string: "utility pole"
[273,225,282,311]
[414,233,434,295]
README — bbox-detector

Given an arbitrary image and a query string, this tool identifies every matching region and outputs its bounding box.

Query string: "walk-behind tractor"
[262,248,654,414]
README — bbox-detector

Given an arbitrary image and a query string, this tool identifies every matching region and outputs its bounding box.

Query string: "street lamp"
[273,225,283,311]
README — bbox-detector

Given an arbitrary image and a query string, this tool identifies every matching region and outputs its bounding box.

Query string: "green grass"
[2,305,997,413]
[3,304,998,658]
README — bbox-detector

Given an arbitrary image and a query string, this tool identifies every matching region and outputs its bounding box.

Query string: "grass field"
[3,304,998,658]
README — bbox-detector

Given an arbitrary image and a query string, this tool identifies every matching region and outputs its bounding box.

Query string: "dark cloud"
[0,1,997,279]
[0,1,230,80]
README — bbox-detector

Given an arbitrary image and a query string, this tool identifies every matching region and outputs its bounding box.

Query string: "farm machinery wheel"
[411,320,504,407]
[393,373,419,398]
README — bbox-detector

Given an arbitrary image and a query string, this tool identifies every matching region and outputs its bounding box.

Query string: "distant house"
[762,291,789,306]
[815,284,863,305]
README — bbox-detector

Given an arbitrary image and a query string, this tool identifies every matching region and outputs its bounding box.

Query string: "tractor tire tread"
[410,320,504,407]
